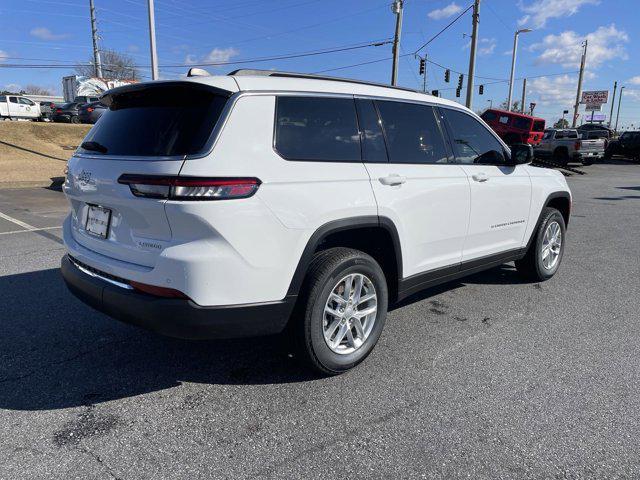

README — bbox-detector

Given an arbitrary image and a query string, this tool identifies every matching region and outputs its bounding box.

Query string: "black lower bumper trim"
[61,254,296,340]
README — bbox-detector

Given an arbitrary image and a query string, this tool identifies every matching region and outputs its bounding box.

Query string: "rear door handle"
[379,174,406,186]
[471,172,489,182]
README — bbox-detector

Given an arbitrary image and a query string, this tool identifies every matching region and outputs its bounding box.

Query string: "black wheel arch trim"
[525,191,571,251]
[286,215,403,297]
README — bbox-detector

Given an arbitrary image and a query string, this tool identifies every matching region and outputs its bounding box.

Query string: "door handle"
[379,174,406,186]
[471,172,489,182]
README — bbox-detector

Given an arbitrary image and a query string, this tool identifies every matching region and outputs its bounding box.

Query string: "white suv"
[61,70,571,374]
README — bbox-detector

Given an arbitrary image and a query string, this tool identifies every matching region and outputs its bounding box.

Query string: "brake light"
[575,140,581,150]
[129,280,188,299]
[117,175,261,200]
[87,107,94,112]
[56,108,62,112]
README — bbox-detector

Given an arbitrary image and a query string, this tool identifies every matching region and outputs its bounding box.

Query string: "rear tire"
[553,148,569,166]
[295,247,388,375]
[70,115,80,124]
[516,207,566,282]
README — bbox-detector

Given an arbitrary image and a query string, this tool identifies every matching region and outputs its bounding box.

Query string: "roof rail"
[227,69,428,95]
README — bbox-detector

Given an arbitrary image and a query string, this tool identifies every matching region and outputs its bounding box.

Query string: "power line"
[414,3,473,54]
[0,40,393,70]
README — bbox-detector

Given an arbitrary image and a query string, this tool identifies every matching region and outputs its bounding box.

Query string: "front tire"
[516,207,566,281]
[296,247,388,375]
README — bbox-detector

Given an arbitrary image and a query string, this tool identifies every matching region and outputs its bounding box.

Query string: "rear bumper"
[61,254,296,340]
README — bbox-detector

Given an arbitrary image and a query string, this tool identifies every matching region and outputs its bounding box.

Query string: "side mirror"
[509,143,533,165]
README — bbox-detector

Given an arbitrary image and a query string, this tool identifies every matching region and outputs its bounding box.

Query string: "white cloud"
[518,0,599,29]
[203,47,238,63]
[0,50,8,62]
[127,44,140,53]
[530,24,628,68]
[527,74,577,107]
[628,76,640,85]
[185,47,239,66]
[30,27,69,41]
[427,2,462,20]
[3,83,21,92]
[478,38,496,55]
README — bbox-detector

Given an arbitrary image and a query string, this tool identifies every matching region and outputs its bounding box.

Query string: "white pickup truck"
[534,128,605,165]
[0,94,42,121]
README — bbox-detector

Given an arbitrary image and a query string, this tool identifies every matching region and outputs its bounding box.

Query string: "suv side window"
[375,100,449,164]
[442,108,507,165]
[355,99,388,163]
[274,96,360,162]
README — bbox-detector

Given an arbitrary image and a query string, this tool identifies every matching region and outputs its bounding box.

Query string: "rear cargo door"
[63,81,231,267]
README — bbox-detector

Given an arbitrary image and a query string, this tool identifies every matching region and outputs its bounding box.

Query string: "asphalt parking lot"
[1,160,640,479]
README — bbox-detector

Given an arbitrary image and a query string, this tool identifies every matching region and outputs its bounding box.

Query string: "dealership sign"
[585,103,602,111]
[581,90,609,105]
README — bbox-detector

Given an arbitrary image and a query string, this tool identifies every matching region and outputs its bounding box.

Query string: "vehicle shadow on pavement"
[0,268,318,411]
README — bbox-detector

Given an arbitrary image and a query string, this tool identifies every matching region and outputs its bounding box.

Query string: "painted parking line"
[0,226,62,236]
[0,210,37,231]
[0,210,64,245]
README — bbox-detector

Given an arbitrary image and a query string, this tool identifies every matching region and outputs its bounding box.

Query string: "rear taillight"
[129,280,188,299]
[117,175,261,200]
[575,140,581,150]
[87,107,94,112]
[56,108,62,112]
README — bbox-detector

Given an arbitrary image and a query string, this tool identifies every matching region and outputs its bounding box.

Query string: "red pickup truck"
[480,109,546,145]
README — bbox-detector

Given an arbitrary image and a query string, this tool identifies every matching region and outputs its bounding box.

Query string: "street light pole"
[614,86,625,133]
[507,28,531,112]
[390,0,404,86]
[608,80,617,128]
[147,0,159,80]
[465,0,480,109]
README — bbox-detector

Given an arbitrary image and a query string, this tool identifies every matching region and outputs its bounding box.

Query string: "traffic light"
[444,69,450,83]
[431,89,439,97]
[457,74,464,90]
[419,58,425,75]
[479,84,484,95]
[456,88,461,98]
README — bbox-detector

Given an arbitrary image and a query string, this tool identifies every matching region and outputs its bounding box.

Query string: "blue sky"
[1,0,639,127]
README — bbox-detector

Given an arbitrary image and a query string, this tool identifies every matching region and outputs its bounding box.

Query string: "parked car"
[480,108,546,145]
[534,128,605,165]
[577,123,614,136]
[78,101,106,124]
[60,69,571,374]
[0,95,42,120]
[74,95,100,104]
[52,102,83,123]
[39,101,56,121]
[605,130,640,160]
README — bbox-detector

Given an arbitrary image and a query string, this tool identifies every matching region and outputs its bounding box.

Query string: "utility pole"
[608,80,617,127]
[520,78,527,113]
[465,0,480,109]
[572,39,588,127]
[89,0,102,78]
[147,0,159,80]
[614,86,625,132]
[507,28,532,112]
[391,0,404,86]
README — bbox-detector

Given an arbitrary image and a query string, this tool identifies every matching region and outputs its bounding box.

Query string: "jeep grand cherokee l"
[61,69,571,374]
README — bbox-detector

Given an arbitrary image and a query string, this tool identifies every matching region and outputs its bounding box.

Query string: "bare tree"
[22,85,54,95]
[499,100,520,112]
[75,50,139,80]
[553,118,570,129]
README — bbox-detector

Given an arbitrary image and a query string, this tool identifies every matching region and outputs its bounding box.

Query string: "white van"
[0,95,42,120]
[61,69,571,374]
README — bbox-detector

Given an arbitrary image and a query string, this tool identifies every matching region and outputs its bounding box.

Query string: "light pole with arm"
[506,28,532,112]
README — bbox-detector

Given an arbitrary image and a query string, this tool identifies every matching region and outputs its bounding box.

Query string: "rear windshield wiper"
[81,141,108,154]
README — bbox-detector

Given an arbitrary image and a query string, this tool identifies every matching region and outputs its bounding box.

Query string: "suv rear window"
[274,96,360,162]
[78,84,228,157]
